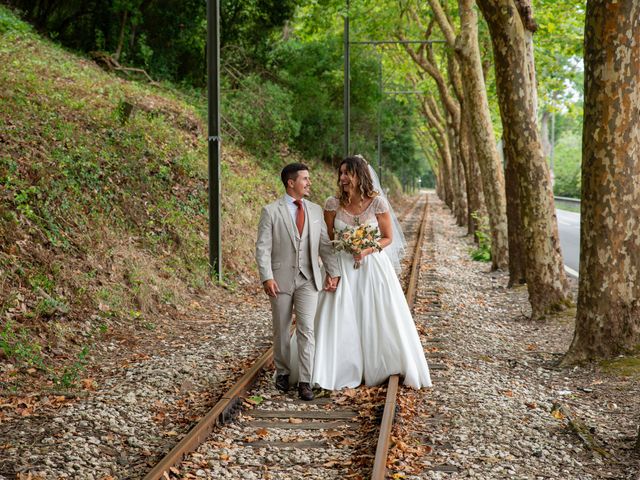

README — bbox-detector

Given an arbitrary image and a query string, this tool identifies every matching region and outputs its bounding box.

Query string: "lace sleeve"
[324,196,339,212]
[372,195,390,215]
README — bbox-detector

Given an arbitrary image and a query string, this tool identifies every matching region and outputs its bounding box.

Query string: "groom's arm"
[318,215,341,279]
[255,207,275,284]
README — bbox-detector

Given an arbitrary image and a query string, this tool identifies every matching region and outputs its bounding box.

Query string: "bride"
[294,155,431,390]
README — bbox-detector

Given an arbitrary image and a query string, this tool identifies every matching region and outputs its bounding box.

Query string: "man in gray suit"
[256,163,340,400]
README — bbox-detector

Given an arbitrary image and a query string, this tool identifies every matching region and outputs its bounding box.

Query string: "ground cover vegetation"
[0,4,383,390]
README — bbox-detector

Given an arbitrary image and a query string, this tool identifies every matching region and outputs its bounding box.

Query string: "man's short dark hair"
[280,163,309,188]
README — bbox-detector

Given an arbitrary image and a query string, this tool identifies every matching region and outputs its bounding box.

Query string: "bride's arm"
[354,211,393,261]
[376,211,393,250]
[324,210,336,241]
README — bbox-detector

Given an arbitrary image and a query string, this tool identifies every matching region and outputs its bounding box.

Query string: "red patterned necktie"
[293,200,305,235]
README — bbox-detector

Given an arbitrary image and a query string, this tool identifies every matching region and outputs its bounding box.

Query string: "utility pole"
[377,54,382,181]
[207,0,222,282]
[343,0,350,158]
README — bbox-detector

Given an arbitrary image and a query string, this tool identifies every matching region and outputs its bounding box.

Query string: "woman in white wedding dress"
[310,155,432,390]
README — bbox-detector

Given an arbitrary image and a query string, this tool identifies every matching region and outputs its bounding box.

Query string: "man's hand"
[263,279,280,297]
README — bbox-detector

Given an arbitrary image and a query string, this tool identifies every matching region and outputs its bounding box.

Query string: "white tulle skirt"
[290,249,431,390]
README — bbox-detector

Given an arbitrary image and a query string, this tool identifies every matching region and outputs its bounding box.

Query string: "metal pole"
[207,0,222,282]
[343,0,350,158]
[377,54,382,186]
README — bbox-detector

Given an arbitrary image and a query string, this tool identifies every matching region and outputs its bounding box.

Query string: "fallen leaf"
[551,409,565,420]
[288,418,302,424]
[256,428,269,438]
[82,378,97,390]
[504,390,514,397]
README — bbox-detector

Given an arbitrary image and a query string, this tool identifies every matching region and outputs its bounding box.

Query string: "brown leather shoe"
[298,382,314,401]
[275,374,289,392]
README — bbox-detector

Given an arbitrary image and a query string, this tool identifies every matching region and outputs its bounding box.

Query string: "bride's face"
[339,164,359,193]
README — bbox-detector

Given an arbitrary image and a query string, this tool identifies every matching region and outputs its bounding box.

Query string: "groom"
[255,163,340,401]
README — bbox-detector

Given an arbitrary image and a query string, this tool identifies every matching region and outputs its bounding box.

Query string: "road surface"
[556,208,580,277]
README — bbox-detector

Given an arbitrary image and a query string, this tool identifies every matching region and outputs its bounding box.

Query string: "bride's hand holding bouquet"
[332,220,383,269]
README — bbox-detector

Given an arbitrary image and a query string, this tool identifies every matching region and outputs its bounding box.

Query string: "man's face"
[288,170,311,199]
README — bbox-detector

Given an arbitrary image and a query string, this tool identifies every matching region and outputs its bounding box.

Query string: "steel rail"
[144,194,427,480]
[371,193,429,480]
[143,347,274,480]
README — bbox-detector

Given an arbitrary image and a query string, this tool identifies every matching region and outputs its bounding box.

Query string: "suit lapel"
[278,197,297,246]
[307,203,318,249]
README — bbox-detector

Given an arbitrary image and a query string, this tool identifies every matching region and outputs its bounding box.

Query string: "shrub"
[470,212,492,262]
[223,74,300,157]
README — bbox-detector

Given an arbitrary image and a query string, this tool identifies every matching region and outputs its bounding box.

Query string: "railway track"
[144,192,434,480]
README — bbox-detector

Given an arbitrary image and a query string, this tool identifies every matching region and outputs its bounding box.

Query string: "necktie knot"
[294,199,302,208]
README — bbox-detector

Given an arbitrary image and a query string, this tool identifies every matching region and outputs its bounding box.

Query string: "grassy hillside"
[0,6,339,389]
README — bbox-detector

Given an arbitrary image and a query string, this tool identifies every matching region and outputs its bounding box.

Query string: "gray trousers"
[270,273,318,383]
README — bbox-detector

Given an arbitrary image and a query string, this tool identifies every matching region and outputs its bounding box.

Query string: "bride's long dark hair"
[337,155,379,208]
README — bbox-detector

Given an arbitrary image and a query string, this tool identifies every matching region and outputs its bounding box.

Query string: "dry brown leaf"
[288,417,303,424]
[82,378,96,390]
[256,428,269,438]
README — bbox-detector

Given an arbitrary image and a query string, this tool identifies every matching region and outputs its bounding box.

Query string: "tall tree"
[401,38,466,218]
[476,0,570,318]
[423,0,509,270]
[563,0,640,362]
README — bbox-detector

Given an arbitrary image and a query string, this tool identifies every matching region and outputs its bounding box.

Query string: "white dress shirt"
[284,193,304,225]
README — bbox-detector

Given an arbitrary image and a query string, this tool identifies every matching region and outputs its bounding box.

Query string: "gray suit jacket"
[256,197,340,292]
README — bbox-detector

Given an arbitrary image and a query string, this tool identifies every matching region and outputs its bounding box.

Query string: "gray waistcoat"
[292,207,313,280]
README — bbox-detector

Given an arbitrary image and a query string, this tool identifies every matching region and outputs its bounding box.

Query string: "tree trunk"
[564,0,640,362]
[422,97,455,209]
[448,49,484,237]
[447,119,468,226]
[454,0,509,270]
[461,103,486,238]
[477,0,569,318]
[503,139,527,286]
[540,109,552,159]
[433,131,455,209]
[114,9,129,62]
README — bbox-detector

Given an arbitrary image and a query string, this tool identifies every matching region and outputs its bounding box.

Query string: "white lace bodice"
[324,195,389,227]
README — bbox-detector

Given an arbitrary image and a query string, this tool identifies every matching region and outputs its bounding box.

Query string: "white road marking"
[564,265,579,278]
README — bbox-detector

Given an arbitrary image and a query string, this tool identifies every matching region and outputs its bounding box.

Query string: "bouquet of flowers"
[332,219,383,269]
